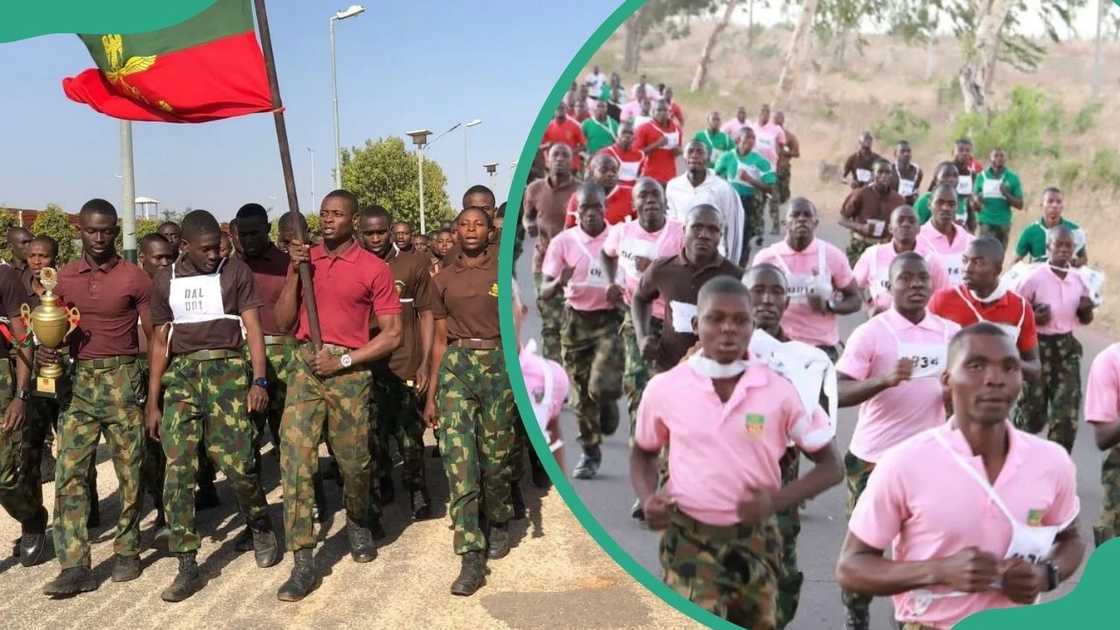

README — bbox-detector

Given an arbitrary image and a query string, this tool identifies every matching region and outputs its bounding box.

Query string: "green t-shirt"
[598,82,612,103]
[581,117,619,156]
[915,191,970,225]
[973,167,1023,227]
[1014,218,1087,262]
[715,149,776,197]
[693,129,735,168]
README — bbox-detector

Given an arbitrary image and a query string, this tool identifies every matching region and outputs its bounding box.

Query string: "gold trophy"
[21,267,80,397]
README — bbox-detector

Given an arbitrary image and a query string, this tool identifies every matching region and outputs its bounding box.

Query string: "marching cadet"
[0,253,42,567]
[633,276,841,630]
[137,233,172,538]
[423,206,516,596]
[274,190,402,601]
[357,205,436,521]
[541,182,625,480]
[146,210,282,601]
[1012,225,1095,452]
[43,199,151,596]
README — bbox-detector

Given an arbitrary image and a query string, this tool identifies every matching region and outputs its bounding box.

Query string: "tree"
[621,0,720,73]
[31,204,79,264]
[114,217,161,252]
[774,0,820,110]
[690,0,739,92]
[0,210,19,263]
[340,137,453,231]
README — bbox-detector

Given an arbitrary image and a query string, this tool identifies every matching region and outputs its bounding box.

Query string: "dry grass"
[586,26,1120,330]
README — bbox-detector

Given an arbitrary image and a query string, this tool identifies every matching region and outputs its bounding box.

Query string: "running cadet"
[541,182,624,480]
[135,234,171,540]
[146,210,281,602]
[773,111,799,218]
[842,132,883,189]
[890,140,923,206]
[916,184,975,288]
[751,104,787,235]
[1013,186,1087,266]
[667,140,745,265]
[633,276,841,630]
[839,159,906,268]
[721,105,750,139]
[633,98,682,186]
[835,253,961,630]
[915,161,971,228]
[715,126,774,254]
[1085,336,1120,546]
[852,206,949,316]
[754,198,861,361]
[43,199,151,596]
[274,189,402,601]
[970,147,1024,250]
[424,207,517,596]
[951,137,983,208]
[582,99,619,158]
[564,153,634,227]
[837,323,1083,630]
[1011,225,1094,453]
[599,119,645,187]
[541,103,587,173]
[693,110,734,169]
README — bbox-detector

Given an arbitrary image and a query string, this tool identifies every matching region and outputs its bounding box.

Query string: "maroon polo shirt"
[240,245,292,336]
[58,254,151,360]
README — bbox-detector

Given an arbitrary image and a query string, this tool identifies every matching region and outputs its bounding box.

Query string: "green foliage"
[31,204,79,264]
[870,105,931,147]
[268,213,321,242]
[936,77,961,106]
[950,86,1062,160]
[1046,159,1082,192]
[114,217,161,253]
[1071,102,1103,135]
[340,136,453,231]
[0,210,18,262]
[1085,148,1120,192]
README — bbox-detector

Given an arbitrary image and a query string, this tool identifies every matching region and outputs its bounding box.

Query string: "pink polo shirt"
[1013,265,1088,336]
[635,360,833,526]
[751,121,786,167]
[542,225,613,312]
[849,421,1079,629]
[601,219,684,320]
[520,347,571,423]
[837,309,960,463]
[1084,342,1120,424]
[852,242,950,313]
[721,118,750,140]
[918,222,975,287]
[753,238,854,347]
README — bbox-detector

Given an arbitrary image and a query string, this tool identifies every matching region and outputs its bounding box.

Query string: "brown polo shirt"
[840,185,907,228]
[372,248,433,381]
[842,150,884,187]
[634,252,743,371]
[240,245,291,336]
[431,249,499,342]
[523,175,581,268]
[150,256,262,355]
[59,254,151,360]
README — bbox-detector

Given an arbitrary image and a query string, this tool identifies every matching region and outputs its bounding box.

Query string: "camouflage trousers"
[767,192,782,235]
[842,451,877,616]
[776,163,792,204]
[622,311,662,442]
[281,344,371,551]
[369,368,426,494]
[846,235,874,270]
[661,509,783,630]
[776,447,802,630]
[744,193,764,245]
[1013,333,1081,453]
[510,411,527,484]
[254,343,293,454]
[561,307,624,448]
[978,222,1011,252]
[436,346,516,555]
[534,271,565,363]
[1095,447,1120,546]
[53,358,145,569]
[160,355,269,554]
[0,361,47,531]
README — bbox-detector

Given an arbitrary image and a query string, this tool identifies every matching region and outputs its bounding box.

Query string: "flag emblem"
[746,413,765,436]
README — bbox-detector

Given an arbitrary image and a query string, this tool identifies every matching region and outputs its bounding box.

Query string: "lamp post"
[330,4,365,188]
[406,129,432,234]
[483,162,498,181]
[463,119,482,190]
[307,147,316,210]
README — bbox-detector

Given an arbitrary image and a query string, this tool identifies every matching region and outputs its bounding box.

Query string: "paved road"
[515,213,1108,630]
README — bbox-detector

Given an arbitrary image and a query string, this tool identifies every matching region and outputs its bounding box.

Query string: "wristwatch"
[1042,560,1059,592]
[339,353,353,369]
[14,389,29,401]
[253,377,270,390]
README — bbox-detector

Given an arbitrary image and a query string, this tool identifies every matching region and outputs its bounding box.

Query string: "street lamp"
[463,119,482,190]
[330,4,365,188]
[407,129,432,234]
[483,162,498,179]
[307,147,316,210]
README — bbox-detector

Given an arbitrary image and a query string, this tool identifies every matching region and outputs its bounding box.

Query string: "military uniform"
[149,256,273,555]
[1014,333,1082,452]
[431,248,516,555]
[53,255,149,570]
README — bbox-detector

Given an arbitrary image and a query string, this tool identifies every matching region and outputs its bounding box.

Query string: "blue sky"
[0,2,621,220]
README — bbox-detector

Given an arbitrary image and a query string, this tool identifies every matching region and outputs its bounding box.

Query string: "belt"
[668,507,778,543]
[178,348,243,361]
[75,355,136,369]
[300,342,354,356]
[448,338,500,350]
[264,335,297,346]
[1038,332,1074,341]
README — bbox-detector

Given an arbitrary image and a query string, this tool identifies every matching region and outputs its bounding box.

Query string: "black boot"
[312,472,328,523]
[369,514,386,540]
[111,553,141,582]
[160,552,202,602]
[194,483,221,511]
[19,507,48,567]
[40,448,56,484]
[347,516,376,563]
[511,483,526,521]
[487,524,511,560]
[277,549,318,602]
[449,551,486,596]
[233,526,253,553]
[249,516,282,568]
[529,449,550,489]
[572,445,602,480]
[379,476,395,506]
[43,566,97,597]
[599,401,620,436]
[410,488,432,521]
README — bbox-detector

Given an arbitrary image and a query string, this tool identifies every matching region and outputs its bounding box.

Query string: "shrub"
[1072,102,1103,135]
[951,85,1062,160]
[1086,148,1120,191]
[871,105,932,147]
[1046,159,1082,192]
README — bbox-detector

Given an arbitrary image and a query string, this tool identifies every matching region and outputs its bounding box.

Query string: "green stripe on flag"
[0,1,217,43]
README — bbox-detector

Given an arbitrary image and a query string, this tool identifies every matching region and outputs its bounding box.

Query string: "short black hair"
[433,228,453,238]
[496,202,507,218]
[576,181,606,207]
[888,251,927,278]
[277,212,309,232]
[462,185,496,208]
[360,205,392,224]
[948,322,1014,364]
[7,227,31,239]
[139,233,169,253]
[698,275,751,307]
[955,137,972,147]
[158,220,179,231]
[1042,186,1062,197]
[235,203,269,224]
[967,236,1005,265]
[323,189,359,215]
[80,198,117,220]
[455,206,493,229]
[28,235,58,258]
[180,209,221,243]
[743,262,788,287]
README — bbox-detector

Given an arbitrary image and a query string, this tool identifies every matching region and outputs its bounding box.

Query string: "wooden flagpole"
[252,0,322,350]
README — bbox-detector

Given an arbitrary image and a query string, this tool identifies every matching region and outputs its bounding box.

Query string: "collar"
[685,357,768,389]
[311,238,362,263]
[574,225,608,243]
[173,255,224,277]
[961,282,1010,306]
[776,237,818,257]
[677,248,726,274]
[922,220,959,241]
[77,252,121,274]
[986,166,1006,178]
[684,169,715,188]
[1039,216,1065,229]
[451,248,494,272]
[687,352,748,378]
[941,418,1023,479]
[884,308,942,333]
[546,174,576,190]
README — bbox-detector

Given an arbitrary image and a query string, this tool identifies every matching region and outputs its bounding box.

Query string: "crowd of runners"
[519,65,1110,630]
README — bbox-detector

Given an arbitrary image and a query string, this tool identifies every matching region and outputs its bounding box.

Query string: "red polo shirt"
[58,254,151,360]
[293,239,401,349]
[564,182,636,227]
[928,286,1038,352]
[598,144,646,186]
[541,117,587,172]
[634,119,681,184]
[240,245,292,336]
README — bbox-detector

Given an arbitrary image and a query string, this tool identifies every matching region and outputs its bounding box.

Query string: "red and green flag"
[62,0,273,123]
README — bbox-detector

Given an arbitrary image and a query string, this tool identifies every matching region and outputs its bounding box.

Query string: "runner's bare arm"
[836,533,999,596]
[837,362,913,407]
[347,313,402,366]
[630,445,673,530]
[539,269,573,301]
[423,318,448,429]
[838,217,869,236]
[830,280,863,316]
[274,241,305,332]
[241,307,269,413]
[1092,418,1120,450]
[769,442,843,513]
[1020,347,1041,383]
[1000,520,1083,604]
[145,323,171,440]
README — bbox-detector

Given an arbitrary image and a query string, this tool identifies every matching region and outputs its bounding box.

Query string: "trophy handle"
[65,307,81,340]
[19,303,30,327]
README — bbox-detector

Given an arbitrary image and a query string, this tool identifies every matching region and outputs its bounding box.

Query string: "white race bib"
[170,268,229,324]
[619,238,654,279]
[670,300,697,333]
[663,129,679,150]
[982,177,1004,199]
[618,160,641,182]
[867,219,886,239]
[899,179,915,197]
[956,174,973,196]
[855,168,872,183]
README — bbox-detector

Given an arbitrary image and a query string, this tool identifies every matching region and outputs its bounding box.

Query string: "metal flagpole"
[120,120,137,262]
[418,147,426,234]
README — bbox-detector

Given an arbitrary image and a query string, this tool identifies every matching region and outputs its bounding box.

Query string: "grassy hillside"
[586,25,1120,330]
